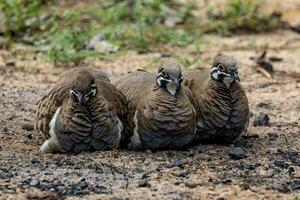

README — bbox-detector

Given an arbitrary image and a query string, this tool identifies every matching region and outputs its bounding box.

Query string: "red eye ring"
[217,64,226,72]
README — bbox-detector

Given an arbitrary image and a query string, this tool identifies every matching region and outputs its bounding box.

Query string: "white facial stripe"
[156,76,171,86]
[156,76,162,86]
[70,90,79,98]
[85,88,96,97]
[210,67,218,73]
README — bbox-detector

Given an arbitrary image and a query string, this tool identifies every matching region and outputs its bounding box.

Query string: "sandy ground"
[0,29,300,200]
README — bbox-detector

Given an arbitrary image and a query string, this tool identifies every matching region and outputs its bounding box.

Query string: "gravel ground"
[0,30,299,200]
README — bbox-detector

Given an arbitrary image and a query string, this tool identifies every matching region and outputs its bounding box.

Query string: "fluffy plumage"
[35,68,127,153]
[183,55,249,143]
[111,61,197,151]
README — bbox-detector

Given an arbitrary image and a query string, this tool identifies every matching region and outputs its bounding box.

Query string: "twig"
[256,66,273,79]
[89,156,106,174]
[272,121,300,128]
[162,152,171,163]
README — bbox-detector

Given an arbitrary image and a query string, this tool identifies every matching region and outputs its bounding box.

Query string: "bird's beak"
[77,92,85,104]
[172,78,181,88]
[231,71,240,82]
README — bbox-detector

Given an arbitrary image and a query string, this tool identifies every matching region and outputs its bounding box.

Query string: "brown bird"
[35,68,127,153]
[111,60,197,151]
[183,55,249,143]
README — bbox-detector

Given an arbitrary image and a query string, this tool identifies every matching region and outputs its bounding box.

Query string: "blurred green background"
[0,0,294,66]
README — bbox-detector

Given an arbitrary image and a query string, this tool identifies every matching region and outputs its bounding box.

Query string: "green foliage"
[207,0,281,34]
[43,27,95,65]
[86,0,195,26]
[1,0,282,65]
[0,0,42,36]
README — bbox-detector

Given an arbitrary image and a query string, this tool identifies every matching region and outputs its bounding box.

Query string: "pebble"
[185,181,199,188]
[22,123,34,131]
[29,179,40,188]
[256,102,271,109]
[174,170,189,177]
[274,160,289,169]
[138,178,150,187]
[85,33,119,54]
[242,133,259,139]
[291,180,300,191]
[227,147,247,160]
[237,162,261,170]
[164,16,183,27]
[77,181,88,190]
[2,127,8,133]
[253,113,270,126]
[31,157,41,164]
[26,133,33,139]
[173,159,184,168]
[5,61,16,67]
[267,132,278,141]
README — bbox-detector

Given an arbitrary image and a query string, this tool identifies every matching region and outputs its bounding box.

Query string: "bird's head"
[70,69,97,105]
[156,60,183,96]
[210,55,240,88]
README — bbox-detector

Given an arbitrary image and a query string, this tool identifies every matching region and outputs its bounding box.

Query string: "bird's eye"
[161,70,167,77]
[178,77,183,83]
[217,64,226,72]
[90,83,96,90]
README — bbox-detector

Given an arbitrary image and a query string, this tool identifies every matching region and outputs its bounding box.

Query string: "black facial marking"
[70,90,79,102]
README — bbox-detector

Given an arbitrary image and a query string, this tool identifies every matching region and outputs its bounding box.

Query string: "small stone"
[267,132,278,141]
[85,33,104,49]
[249,111,254,117]
[222,179,232,184]
[138,178,150,187]
[185,181,198,188]
[164,16,183,27]
[31,157,41,164]
[237,162,261,170]
[2,127,8,133]
[29,179,40,188]
[145,150,152,154]
[26,134,33,139]
[186,149,194,156]
[173,159,184,167]
[290,155,300,165]
[253,113,270,126]
[174,170,189,177]
[242,133,259,139]
[256,102,271,109]
[290,180,300,191]
[85,33,119,54]
[5,61,15,67]
[22,123,34,131]
[227,147,247,160]
[276,183,290,193]
[288,167,295,175]
[78,181,88,190]
[274,160,289,169]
